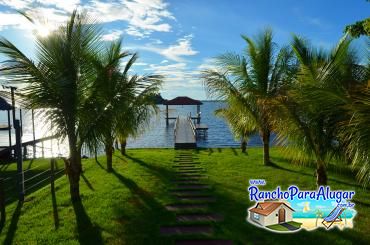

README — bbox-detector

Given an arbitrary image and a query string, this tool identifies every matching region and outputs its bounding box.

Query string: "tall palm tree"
[116,91,159,156]
[215,101,257,153]
[0,11,106,202]
[202,28,296,165]
[89,41,162,171]
[271,35,366,186]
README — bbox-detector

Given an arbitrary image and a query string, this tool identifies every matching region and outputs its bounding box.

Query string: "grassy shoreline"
[0,147,369,244]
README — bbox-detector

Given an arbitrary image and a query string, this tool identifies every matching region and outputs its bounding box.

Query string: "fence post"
[0,178,5,226]
[23,146,28,159]
[50,158,55,189]
[15,120,24,202]
[41,141,45,158]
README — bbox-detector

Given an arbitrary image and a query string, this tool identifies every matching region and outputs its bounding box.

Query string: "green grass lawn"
[0,147,369,244]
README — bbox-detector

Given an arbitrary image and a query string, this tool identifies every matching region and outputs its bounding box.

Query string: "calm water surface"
[0,101,265,157]
[126,101,264,148]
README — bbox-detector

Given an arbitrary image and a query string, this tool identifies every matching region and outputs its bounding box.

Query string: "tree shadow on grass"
[95,159,105,170]
[269,160,366,190]
[51,180,59,229]
[3,201,22,245]
[208,148,214,156]
[72,201,103,245]
[26,159,34,170]
[111,169,173,244]
[123,155,175,184]
[231,148,238,156]
[81,174,94,191]
[268,161,315,179]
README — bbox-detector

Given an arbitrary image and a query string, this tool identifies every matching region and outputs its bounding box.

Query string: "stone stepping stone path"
[176,196,216,202]
[171,190,209,196]
[174,184,211,190]
[176,214,224,222]
[171,180,205,184]
[176,174,207,178]
[160,225,213,235]
[176,240,233,245]
[165,203,209,211]
[160,150,232,244]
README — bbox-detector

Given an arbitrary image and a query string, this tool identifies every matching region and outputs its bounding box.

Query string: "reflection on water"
[127,101,264,148]
[0,101,266,157]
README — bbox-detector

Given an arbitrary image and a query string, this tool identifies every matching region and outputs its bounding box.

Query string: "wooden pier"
[174,116,197,149]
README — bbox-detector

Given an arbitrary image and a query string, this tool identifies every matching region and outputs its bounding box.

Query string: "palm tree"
[89,41,162,171]
[116,92,159,156]
[0,11,106,202]
[215,101,257,153]
[338,89,370,185]
[201,28,296,165]
[271,35,366,186]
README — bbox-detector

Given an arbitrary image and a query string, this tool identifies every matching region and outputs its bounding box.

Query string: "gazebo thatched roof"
[163,96,202,106]
[0,97,12,111]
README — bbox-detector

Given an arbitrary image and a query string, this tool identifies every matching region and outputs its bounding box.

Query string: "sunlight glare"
[35,23,52,37]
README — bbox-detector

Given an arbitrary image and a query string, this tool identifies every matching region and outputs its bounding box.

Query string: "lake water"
[126,101,265,148]
[0,101,265,157]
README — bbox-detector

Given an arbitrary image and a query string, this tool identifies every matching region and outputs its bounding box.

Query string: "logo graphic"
[246,180,356,232]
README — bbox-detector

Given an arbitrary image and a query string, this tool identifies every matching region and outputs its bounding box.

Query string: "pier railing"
[174,116,179,141]
[187,116,196,140]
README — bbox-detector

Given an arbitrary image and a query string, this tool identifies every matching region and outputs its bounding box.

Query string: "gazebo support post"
[32,109,36,158]
[7,110,11,149]
[19,109,23,136]
[10,87,16,157]
[166,105,169,126]
[196,105,200,124]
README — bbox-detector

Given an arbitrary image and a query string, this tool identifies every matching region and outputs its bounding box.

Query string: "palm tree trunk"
[261,130,270,165]
[316,161,327,186]
[66,146,82,203]
[105,140,113,172]
[120,139,127,155]
[241,137,247,153]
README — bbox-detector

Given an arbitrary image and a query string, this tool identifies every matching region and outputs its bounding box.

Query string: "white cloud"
[0,0,175,38]
[125,26,147,38]
[197,58,217,71]
[86,0,174,37]
[151,38,163,44]
[38,0,80,12]
[160,59,168,63]
[0,0,32,9]
[0,12,31,30]
[101,30,123,41]
[144,62,202,91]
[133,62,147,66]
[292,7,329,29]
[132,34,198,62]
[160,34,198,62]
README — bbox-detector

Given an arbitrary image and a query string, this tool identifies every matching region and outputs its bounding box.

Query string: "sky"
[0,0,368,100]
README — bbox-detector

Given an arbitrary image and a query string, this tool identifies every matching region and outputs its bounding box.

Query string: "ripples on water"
[127,101,265,148]
[0,101,266,157]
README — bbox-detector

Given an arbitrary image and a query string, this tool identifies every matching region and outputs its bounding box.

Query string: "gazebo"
[0,97,13,158]
[163,96,203,125]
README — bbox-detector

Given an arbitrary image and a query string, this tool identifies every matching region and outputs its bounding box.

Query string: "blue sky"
[0,0,368,99]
